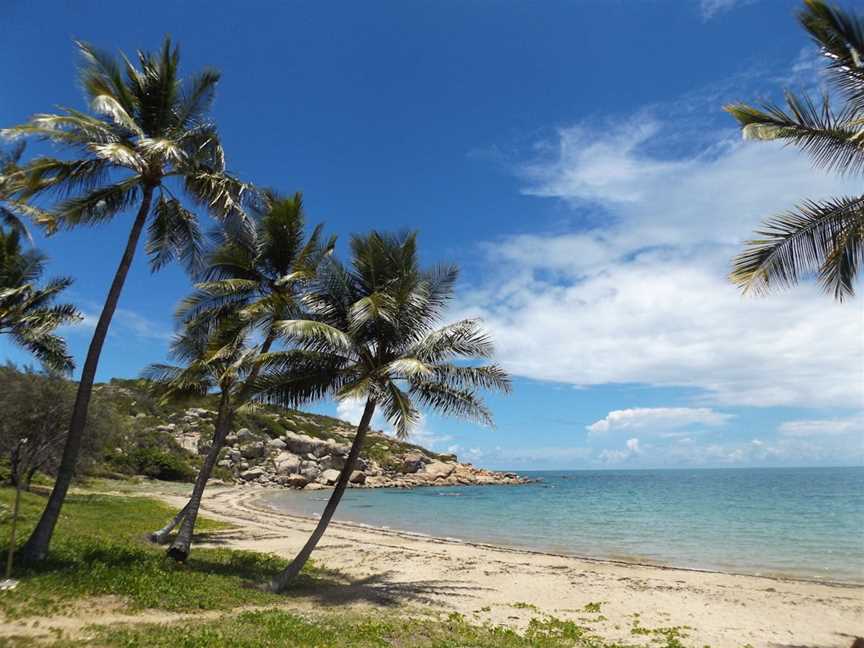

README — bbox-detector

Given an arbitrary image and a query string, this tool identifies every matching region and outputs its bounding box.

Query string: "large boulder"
[273,451,302,475]
[300,461,321,481]
[349,470,366,484]
[281,432,320,456]
[236,428,255,442]
[399,452,429,474]
[241,442,266,459]
[320,469,341,485]
[268,438,287,450]
[281,474,309,488]
[423,461,455,479]
[318,454,346,471]
[240,467,265,481]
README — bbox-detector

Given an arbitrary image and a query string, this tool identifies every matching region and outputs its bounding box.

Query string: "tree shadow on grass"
[279,569,492,608]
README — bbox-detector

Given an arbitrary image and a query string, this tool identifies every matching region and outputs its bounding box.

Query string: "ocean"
[261,466,864,583]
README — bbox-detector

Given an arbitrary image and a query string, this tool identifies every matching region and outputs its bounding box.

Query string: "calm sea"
[262,466,864,583]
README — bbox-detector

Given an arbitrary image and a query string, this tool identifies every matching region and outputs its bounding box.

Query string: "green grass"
[0,488,324,619]
[44,608,692,648]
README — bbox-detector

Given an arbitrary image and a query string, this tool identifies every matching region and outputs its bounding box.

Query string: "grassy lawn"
[0,488,297,619]
[49,609,686,648]
[0,489,695,647]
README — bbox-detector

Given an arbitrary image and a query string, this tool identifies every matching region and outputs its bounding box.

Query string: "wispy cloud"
[779,414,864,438]
[699,0,758,20]
[458,102,861,409]
[587,408,733,435]
[62,306,173,342]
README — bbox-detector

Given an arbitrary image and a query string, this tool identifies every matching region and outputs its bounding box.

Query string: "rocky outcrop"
[154,406,531,491]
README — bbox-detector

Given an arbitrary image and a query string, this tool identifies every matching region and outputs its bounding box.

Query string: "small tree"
[0,366,115,576]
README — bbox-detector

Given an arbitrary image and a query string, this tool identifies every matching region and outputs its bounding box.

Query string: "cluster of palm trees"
[0,38,509,591]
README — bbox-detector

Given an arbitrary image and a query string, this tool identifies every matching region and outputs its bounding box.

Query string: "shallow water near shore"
[261,466,864,583]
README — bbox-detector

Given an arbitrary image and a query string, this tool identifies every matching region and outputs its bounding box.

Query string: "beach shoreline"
[257,485,864,588]
[149,484,863,648]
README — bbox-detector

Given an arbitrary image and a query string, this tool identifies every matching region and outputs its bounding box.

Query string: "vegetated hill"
[94,379,526,489]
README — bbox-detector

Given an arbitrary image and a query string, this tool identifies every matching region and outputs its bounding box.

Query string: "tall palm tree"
[144,317,256,561]
[148,192,333,557]
[1,38,252,560]
[0,227,79,372]
[725,0,864,301]
[256,231,511,592]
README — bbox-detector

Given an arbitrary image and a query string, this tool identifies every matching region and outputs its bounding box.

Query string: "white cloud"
[459,112,864,409]
[64,307,172,341]
[598,437,641,463]
[699,0,756,20]
[779,414,864,438]
[587,407,732,435]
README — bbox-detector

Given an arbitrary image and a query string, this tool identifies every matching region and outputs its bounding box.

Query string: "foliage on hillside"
[0,370,452,486]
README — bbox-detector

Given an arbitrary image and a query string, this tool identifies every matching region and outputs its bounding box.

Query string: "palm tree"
[1,38,252,560]
[0,227,79,372]
[148,192,333,556]
[144,317,255,561]
[0,144,36,241]
[256,231,511,592]
[725,0,864,301]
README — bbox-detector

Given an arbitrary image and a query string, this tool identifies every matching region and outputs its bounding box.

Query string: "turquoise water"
[262,467,864,583]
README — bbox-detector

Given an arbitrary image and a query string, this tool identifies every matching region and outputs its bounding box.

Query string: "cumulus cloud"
[587,407,733,435]
[599,437,641,463]
[458,112,863,409]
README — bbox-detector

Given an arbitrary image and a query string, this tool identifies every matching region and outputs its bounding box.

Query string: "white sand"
[164,485,864,648]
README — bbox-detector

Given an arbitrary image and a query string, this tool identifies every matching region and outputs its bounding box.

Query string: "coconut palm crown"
[0,227,79,372]
[257,231,511,590]
[1,37,253,561]
[725,0,864,301]
[178,190,335,342]
[143,192,334,560]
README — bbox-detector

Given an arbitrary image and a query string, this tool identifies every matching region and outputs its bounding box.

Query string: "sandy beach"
[147,484,864,648]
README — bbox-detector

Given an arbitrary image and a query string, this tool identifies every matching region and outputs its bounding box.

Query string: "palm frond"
[410,381,494,427]
[146,194,204,273]
[730,195,864,300]
[799,0,864,111]
[51,176,141,228]
[725,93,864,174]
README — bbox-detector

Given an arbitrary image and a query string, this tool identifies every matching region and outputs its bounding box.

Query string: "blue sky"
[1,0,862,470]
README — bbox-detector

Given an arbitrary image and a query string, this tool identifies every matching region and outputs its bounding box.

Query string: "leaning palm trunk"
[167,390,232,562]
[149,502,190,545]
[22,187,155,561]
[270,398,376,592]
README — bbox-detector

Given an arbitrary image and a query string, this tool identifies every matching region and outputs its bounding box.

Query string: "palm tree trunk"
[269,397,376,592]
[149,502,189,545]
[154,331,278,550]
[167,389,232,562]
[21,185,155,562]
